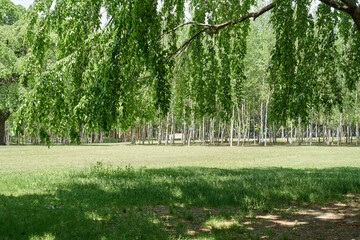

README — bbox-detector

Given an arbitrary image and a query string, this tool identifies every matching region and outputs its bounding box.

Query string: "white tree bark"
[260,102,264,144]
[331,117,334,145]
[230,106,234,147]
[339,113,342,145]
[147,123,151,145]
[237,106,241,146]
[171,112,175,145]
[158,117,162,145]
[310,123,313,146]
[264,96,269,146]
[165,112,169,146]
[323,116,327,146]
[211,117,215,145]
[131,129,136,145]
[183,107,187,145]
[297,118,301,145]
[290,120,293,145]
[357,92,359,146]
[306,125,309,145]
[209,117,213,145]
[202,116,205,145]
[142,120,146,145]
[356,118,359,146]
[220,120,224,145]
[242,104,246,146]
[217,118,221,144]
[253,119,256,145]
[188,99,193,146]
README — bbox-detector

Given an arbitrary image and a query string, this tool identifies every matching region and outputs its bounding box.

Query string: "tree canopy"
[0,0,25,25]
[0,0,26,144]
[19,0,360,144]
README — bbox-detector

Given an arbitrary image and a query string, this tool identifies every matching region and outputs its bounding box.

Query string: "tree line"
[0,0,360,146]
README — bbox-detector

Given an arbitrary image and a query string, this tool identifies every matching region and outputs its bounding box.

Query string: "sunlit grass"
[1,144,360,173]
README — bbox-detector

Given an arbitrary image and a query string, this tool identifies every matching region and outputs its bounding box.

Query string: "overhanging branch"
[165,0,360,58]
[319,0,350,12]
[166,2,275,57]
[321,0,360,31]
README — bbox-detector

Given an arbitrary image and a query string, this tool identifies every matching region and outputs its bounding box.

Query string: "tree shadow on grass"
[1,167,360,239]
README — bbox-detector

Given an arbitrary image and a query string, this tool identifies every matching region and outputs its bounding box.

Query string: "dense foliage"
[0,0,26,144]
[5,0,360,145]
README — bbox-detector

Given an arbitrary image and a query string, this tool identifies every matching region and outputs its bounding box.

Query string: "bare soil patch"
[141,195,360,239]
[252,195,360,239]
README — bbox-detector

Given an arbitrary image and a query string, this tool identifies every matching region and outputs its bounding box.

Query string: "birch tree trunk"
[131,129,136,145]
[209,117,213,145]
[171,112,175,145]
[220,121,224,145]
[247,112,250,144]
[211,117,215,145]
[188,126,191,147]
[294,123,297,145]
[189,99,195,146]
[260,102,264,144]
[264,116,267,147]
[356,118,359,146]
[253,119,256,145]
[264,96,269,146]
[242,104,246,146]
[165,113,169,146]
[183,119,187,145]
[230,106,234,147]
[339,113,342,145]
[147,123,151,145]
[142,120,146,145]
[317,120,321,143]
[202,116,205,145]
[323,116,327,146]
[347,117,350,144]
[310,123,313,146]
[188,98,194,146]
[217,119,221,144]
[350,122,352,144]
[357,92,359,146]
[297,118,301,145]
[237,106,241,146]
[331,117,334,145]
[198,123,201,141]
[306,125,309,145]
[158,117,162,145]
[182,104,187,145]
[290,120,293,145]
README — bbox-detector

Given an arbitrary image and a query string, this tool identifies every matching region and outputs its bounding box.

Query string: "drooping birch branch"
[164,1,360,57]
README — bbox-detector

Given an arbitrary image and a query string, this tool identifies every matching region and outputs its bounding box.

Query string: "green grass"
[1,144,360,172]
[1,145,360,239]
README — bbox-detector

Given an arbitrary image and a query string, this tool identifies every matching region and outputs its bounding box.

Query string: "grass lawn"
[1,145,360,239]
